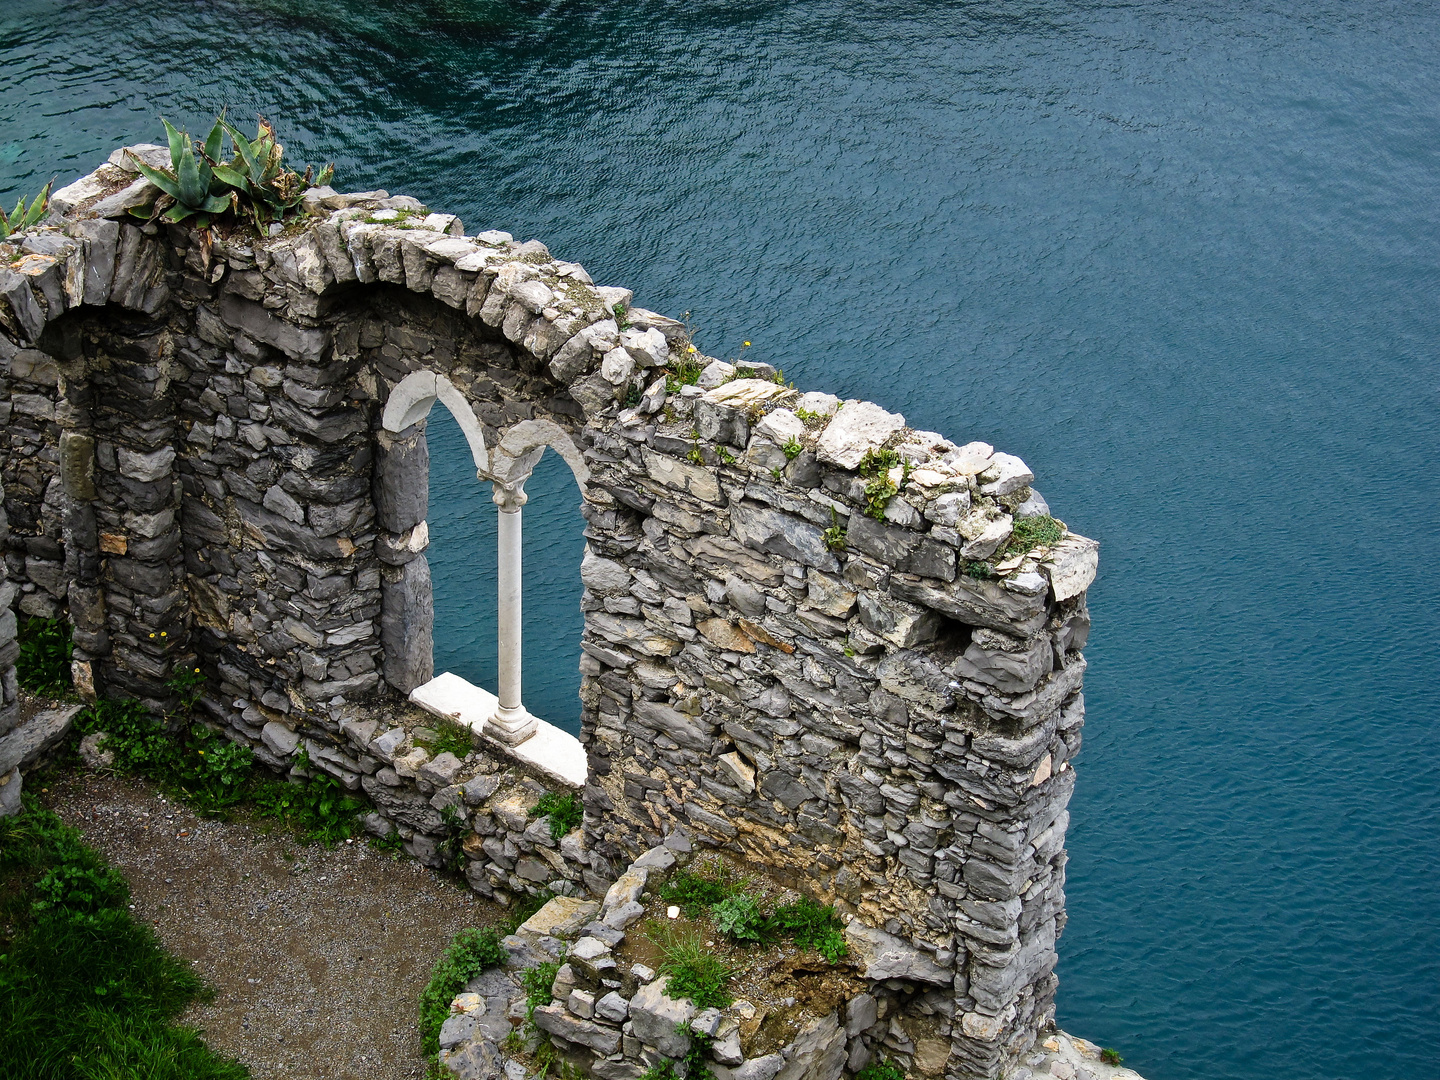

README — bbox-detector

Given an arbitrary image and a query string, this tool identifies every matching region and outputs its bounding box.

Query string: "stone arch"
[380,369,488,470]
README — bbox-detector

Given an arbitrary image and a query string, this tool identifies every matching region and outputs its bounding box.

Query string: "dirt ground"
[39,770,503,1080]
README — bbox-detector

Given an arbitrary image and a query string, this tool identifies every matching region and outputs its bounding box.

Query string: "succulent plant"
[0,180,52,240]
[127,118,233,225]
[213,118,333,229]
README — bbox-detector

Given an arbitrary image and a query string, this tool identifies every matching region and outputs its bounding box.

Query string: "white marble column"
[487,476,537,746]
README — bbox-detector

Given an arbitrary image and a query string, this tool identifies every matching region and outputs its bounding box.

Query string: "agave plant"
[127,118,233,226]
[213,118,334,230]
[0,180,52,240]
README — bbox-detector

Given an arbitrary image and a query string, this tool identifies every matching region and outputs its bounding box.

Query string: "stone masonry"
[0,141,1101,1080]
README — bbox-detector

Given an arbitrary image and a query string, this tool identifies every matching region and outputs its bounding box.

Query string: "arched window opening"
[425,407,585,735]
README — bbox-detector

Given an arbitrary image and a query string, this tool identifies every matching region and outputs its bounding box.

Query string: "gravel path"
[42,771,502,1080]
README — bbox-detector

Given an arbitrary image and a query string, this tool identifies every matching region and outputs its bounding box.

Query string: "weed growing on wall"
[858,447,910,521]
[414,718,472,760]
[0,801,249,1079]
[530,791,583,842]
[74,670,363,844]
[1000,513,1064,557]
[417,926,508,1054]
[520,957,562,1021]
[16,615,72,696]
[856,1058,905,1080]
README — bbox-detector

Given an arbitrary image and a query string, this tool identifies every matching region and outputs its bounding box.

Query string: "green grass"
[654,926,733,1009]
[16,616,72,696]
[665,356,704,393]
[530,791,583,842]
[659,863,848,964]
[417,927,507,1054]
[0,801,249,1080]
[1101,1048,1124,1066]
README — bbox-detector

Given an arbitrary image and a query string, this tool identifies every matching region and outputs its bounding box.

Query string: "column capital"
[489,475,528,512]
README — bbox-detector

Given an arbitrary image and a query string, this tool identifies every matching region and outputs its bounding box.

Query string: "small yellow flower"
[160,632,167,637]
[194,668,200,674]
[743,341,751,347]
[149,633,155,639]
[688,344,696,352]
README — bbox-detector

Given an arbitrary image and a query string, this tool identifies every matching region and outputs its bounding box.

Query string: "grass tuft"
[654,925,733,1009]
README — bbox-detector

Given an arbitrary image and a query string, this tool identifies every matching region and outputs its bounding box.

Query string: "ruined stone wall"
[0,142,1101,1080]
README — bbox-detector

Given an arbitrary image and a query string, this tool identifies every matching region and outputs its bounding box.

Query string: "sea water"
[2,3,1437,1077]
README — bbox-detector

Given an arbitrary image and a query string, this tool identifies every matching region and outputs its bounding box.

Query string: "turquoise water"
[3,3,1438,1078]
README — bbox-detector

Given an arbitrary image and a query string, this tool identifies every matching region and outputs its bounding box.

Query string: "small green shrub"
[1100,1048,1124,1066]
[656,927,733,1009]
[530,791,583,842]
[856,1058,906,1080]
[16,615,72,695]
[1000,513,1064,557]
[823,508,847,552]
[613,302,633,330]
[710,893,766,943]
[768,896,847,963]
[520,957,562,1022]
[962,560,994,579]
[782,436,803,460]
[418,927,508,1054]
[681,1026,717,1080]
[638,1060,679,1080]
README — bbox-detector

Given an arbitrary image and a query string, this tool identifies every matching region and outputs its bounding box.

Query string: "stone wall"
[0,141,1101,1080]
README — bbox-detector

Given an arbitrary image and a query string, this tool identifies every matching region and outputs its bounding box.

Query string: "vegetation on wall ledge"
[127,114,333,232]
[0,181,52,241]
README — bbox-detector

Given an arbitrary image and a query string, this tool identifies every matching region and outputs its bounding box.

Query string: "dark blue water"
[3,3,1437,1078]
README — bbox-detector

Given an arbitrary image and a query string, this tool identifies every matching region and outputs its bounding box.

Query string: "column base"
[486,703,538,747]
